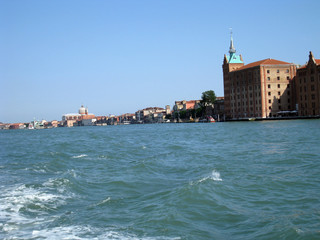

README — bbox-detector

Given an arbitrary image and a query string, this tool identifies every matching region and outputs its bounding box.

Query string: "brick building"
[223,34,297,119]
[295,51,320,116]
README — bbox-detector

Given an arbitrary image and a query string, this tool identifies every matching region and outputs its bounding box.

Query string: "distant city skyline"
[1,0,320,123]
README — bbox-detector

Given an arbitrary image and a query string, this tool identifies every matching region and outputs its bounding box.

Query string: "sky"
[1,0,319,123]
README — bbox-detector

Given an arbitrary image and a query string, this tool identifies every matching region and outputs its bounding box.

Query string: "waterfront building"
[119,113,136,124]
[9,123,25,129]
[135,107,166,123]
[62,105,96,127]
[222,34,297,119]
[173,100,201,112]
[213,97,225,120]
[295,51,320,116]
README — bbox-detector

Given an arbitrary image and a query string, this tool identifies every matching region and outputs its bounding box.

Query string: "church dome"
[79,105,87,115]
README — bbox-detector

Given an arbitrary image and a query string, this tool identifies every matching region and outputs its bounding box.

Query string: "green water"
[0,120,320,239]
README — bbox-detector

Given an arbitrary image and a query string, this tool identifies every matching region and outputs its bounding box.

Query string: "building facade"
[223,35,297,119]
[62,105,96,127]
[295,51,320,116]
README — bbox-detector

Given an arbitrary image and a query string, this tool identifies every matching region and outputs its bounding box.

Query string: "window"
[278,84,280,88]
[311,85,315,91]
[312,94,315,100]
[286,69,289,73]
[269,99,271,103]
[269,106,271,110]
[277,69,280,73]
[268,84,271,88]
[278,99,281,104]
[268,92,271,96]
[267,70,270,74]
[311,76,314,82]
[278,91,281,95]
[287,76,290,80]
[288,91,290,95]
[277,76,280,80]
[267,77,270,80]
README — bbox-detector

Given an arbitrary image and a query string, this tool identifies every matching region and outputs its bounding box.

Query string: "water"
[1,120,320,239]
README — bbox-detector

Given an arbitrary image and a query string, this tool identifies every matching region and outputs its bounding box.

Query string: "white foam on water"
[43,178,70,188]
[72,154,87,159]
[68,169,78,178]
[190,170,222,185]
[0,183,70,235]
[210,170,222,181]
[98,197,111,205]
[90,197,111,208]
[31,225,181,240]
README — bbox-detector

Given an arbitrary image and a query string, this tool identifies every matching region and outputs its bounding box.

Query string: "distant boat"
[248,118,256,121]
[208,116,216,123]
[28,123,34,129]
[34,121,44,129]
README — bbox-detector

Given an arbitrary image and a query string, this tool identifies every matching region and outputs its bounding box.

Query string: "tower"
[222,30,244,119]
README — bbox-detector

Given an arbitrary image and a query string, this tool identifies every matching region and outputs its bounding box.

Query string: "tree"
[201,90,217,106]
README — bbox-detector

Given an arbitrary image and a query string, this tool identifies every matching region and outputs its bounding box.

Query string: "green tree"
[201,90,216,107]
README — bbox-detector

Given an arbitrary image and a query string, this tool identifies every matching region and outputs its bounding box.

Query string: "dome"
[79,105,87,115]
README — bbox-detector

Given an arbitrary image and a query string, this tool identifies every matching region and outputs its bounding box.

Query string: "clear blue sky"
[1,0,319,123]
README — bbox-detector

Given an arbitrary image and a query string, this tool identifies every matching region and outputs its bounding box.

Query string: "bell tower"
[222,30,244,119]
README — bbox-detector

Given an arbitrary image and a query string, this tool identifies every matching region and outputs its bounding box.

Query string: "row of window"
[299,85,316,92]
[268,105,290,110]
[300,102,316,108]
[267,76,290,80]
[230,91,261,100]
[231,106,262,112]
[268,98,290,104]
[268,84,282,89]
[267,69,290,74]
[300,94,317,101]
[299,76,317,83]
[231,100,262,107]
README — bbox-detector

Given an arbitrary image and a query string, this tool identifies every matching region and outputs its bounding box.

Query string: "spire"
[229,28,236,54]
[226,28,243,64]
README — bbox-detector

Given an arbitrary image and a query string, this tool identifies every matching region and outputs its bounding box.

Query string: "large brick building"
[295,51,320,116]
[223,35,297,119]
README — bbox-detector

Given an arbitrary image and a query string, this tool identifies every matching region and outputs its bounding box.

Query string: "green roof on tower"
[228,30,243,64]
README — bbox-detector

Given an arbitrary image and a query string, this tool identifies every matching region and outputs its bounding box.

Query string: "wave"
[0,181,72,237]
[72,154,87,159]
[31,225,181,240]
[190,170,222,185]
[90,197,111,208]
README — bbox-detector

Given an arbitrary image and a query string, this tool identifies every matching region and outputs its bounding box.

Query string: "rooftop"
[235,58,292,71]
